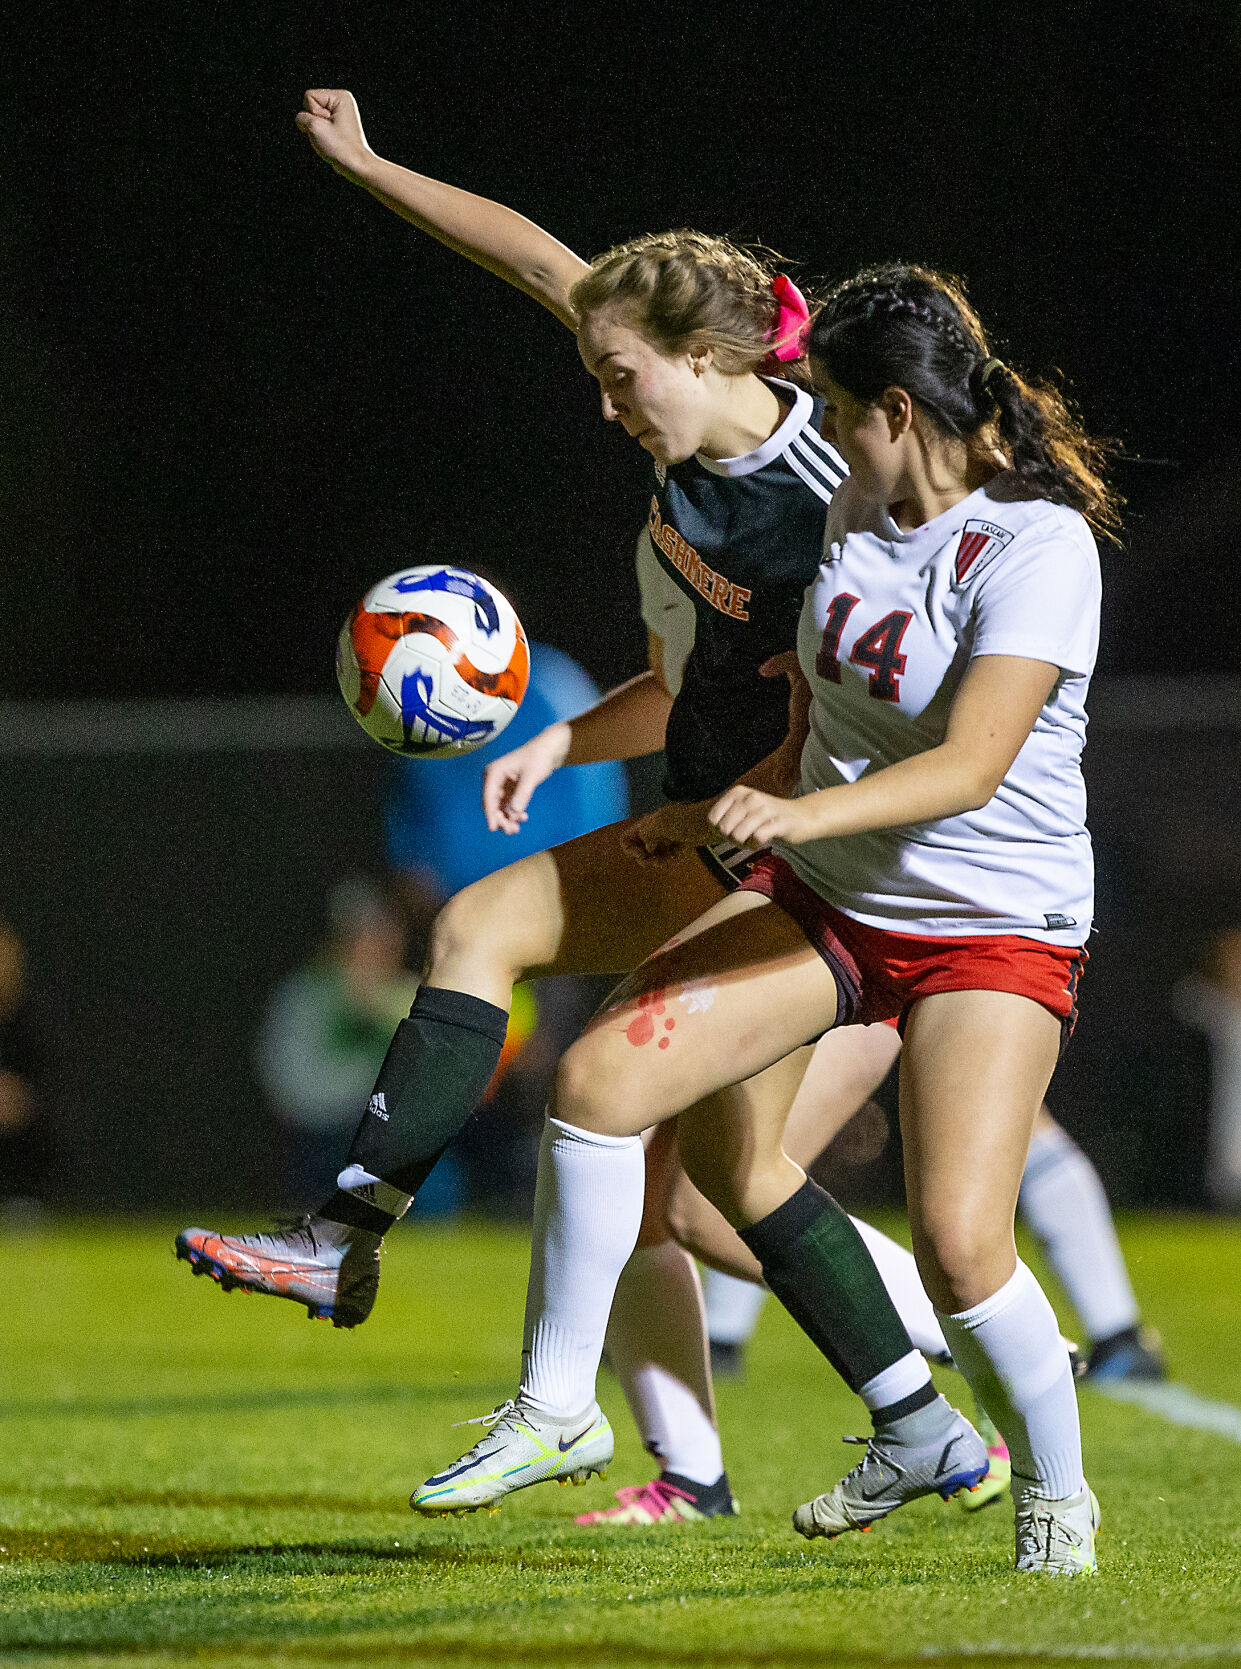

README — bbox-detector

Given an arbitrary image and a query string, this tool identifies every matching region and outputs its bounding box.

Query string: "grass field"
[1,1215,1239,1669]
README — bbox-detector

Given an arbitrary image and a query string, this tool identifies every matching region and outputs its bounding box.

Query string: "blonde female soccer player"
[416,264,1117,1577]
[179,93,988,1513]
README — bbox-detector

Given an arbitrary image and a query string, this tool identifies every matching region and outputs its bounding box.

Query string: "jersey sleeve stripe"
[789,438,846,495]
[792,436,846,483]
[784,446,838,505]
[798,431,850,479]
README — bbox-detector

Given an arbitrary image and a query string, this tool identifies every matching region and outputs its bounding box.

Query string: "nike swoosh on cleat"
[424,1454,491,1485]
[557,1431,588,1453]
[936,1435,963,1476]
[858,1470,900,1502]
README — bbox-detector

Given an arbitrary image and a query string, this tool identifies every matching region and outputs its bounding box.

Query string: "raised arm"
[296,90,589,329]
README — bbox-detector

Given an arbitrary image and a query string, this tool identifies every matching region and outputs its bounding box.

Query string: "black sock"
[869,1382,940,1428]
[660,1470,735,1515]
[739,1178,917,1394]
[1091,1322,1140,1359]
[318,985,509,1233]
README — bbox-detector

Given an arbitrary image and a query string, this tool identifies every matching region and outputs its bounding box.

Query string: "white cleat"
[411,1399,613,1516]
[1014,1481,1100,1575]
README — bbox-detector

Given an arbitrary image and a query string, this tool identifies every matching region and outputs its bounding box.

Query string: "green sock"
[739,1178,918,1392]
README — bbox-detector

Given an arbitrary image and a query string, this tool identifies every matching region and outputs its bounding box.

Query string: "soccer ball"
[336,566,530,756]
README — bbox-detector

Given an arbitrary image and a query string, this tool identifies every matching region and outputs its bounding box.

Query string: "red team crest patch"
[952,519,1014,589]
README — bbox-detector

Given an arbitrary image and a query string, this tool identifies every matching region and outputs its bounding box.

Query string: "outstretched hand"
[480,724,571,834]
[296,89,373,178]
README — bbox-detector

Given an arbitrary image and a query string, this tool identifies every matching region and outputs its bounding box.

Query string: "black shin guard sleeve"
[739,1178,916,1394]
[343,985,509,1194]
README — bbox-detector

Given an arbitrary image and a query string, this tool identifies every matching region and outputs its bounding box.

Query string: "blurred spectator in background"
[255,878,418,1207]
[0,918,52,1217]
[384,641,630,1214]
[1176,925,1241,1208]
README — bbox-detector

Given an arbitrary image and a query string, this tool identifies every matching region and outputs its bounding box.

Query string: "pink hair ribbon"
[763,273,811,366]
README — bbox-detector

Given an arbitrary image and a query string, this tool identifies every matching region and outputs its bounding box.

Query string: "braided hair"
[807,264,1121,540]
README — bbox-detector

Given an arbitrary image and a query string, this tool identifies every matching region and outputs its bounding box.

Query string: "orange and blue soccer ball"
[336,566,529,756]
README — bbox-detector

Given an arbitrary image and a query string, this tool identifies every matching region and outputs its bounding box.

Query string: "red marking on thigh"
[658,1037,670,1050]
[624,989,667,1047]
[626,1013,655,1047]
[663,1018,675,1031]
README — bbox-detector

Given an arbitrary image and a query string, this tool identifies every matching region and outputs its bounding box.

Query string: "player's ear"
[688,342,714,378]
[880,385,914,439]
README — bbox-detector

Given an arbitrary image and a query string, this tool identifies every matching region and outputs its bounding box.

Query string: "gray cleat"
[175,1219,382,1328]
[793,1407,990,1539]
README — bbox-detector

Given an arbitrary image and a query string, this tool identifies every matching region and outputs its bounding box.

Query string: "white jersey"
[781,473,1101,945]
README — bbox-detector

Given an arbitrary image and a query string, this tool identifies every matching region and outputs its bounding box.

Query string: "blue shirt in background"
[384,642,630,897]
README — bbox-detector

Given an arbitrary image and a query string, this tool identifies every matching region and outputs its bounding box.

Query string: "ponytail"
[983,362,1121,542]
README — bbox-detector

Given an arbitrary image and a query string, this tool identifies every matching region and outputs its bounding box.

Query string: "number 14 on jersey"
[815,594,913,703]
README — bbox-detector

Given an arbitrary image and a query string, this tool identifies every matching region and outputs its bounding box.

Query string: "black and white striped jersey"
[635,378,847,801]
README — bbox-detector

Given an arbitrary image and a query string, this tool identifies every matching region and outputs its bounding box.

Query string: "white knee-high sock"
[850,1217,949,1360]
[703,1268,768,1346]
[937,1260,1084,1499]
[520,1116,646,1418]
[606,1242,724,1485]
[1019,1124,1139,1343]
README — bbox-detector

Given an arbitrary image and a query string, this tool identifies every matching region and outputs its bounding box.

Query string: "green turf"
[1,1215,1239,1669]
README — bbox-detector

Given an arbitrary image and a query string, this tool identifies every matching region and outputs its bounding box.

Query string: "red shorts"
[736,852,1086,1041]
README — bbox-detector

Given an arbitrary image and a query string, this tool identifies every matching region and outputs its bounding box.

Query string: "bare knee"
[428,883,485,969]
[665,1173,709,1258]
[549,1038,640,1139]
[678,1136,743,1228]
[679,1140,799,1232]
[427,875,527,987]
[913,1209,1017,1314]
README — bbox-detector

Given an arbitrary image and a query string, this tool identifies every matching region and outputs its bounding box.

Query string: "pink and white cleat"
[955,1410,1012,1512]
[574,1471,738,1526]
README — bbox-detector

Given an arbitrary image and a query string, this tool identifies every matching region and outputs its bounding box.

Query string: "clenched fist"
[620,799,716,865]
[295,89,373,179]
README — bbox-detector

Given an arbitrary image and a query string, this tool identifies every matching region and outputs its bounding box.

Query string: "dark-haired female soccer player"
[417,264,1116,1576]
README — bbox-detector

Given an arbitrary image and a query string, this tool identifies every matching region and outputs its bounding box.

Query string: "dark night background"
[3,2,1240,1210]
[4,0,1240,700]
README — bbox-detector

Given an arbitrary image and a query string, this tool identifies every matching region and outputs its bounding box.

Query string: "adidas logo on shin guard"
[367,1092,389,1121]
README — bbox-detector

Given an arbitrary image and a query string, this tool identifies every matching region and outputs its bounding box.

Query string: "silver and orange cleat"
[174,1219,381,1328]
